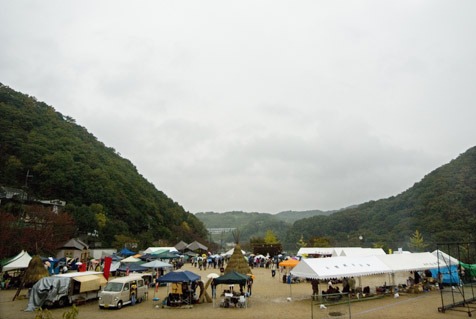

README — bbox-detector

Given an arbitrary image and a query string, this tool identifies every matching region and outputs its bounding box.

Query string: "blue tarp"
[119,248,136,256]
[107,254,123,261]
[158,270,200,283]
[430,265,460,284]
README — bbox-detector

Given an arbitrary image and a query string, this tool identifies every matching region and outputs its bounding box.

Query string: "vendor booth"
[158,270,201,307]
[213,271,250,308]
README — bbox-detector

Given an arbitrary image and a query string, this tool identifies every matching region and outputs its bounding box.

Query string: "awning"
[73,274,107,293]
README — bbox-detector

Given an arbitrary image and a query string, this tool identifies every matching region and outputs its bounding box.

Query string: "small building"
[56,238,90,262]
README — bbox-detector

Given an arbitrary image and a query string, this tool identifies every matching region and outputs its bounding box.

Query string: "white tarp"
[110,261,121,272]
[291,255,392,280]
[2,250,32,271]
[378,252,440,272]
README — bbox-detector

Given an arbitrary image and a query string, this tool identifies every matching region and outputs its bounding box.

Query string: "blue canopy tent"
[117,263,149,273]
[158,270,200,283]
[158,271,201,306]
[107,254,123,261]
[119,248,136,256]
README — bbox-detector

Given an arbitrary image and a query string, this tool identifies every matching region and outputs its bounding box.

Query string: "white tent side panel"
[2,250,32,271]
[290,259,320,279]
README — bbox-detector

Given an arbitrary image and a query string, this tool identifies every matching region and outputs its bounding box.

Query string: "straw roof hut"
[224,242,251,275]
[13,255,49,301]
[22,255,49,285]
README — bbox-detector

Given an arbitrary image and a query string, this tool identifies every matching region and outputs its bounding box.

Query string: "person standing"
[247,277,253,296]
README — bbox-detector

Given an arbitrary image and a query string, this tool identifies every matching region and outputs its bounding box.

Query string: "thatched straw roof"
[22,255,49,285]
[224,243,251,275]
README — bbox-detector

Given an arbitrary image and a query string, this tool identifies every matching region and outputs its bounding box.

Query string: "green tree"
[296,234,307,248]
[408,230,428,252]
[264,230,279,244]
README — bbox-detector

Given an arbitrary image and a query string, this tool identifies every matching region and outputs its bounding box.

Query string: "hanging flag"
[126,267,130,276]
[103,257,112,281]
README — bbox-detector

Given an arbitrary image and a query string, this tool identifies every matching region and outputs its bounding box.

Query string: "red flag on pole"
[103,257,112,281]
[155,269,159,292]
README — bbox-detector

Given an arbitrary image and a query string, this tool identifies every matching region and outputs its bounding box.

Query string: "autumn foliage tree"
[0,204,76,259]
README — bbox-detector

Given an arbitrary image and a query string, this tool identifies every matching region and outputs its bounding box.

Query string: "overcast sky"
[1,1,475,214]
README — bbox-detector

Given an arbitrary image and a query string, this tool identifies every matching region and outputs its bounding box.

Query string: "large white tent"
[377,252,440,272]
[2,250,32,272]
[432,250,460,266]
[297,247,336,257]
[339,248,386,257]
[291,256,392,280]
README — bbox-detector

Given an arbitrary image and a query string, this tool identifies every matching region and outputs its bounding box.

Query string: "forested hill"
[0,83,208,247]
[195,209,333,246]
[275,209,334,224]
[287,146,476,251]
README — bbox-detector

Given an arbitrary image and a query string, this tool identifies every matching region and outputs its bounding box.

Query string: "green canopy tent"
[155,251,180,260]
[213,270,250,286]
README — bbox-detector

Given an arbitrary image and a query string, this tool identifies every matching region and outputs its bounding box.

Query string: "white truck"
[25,271,107,310]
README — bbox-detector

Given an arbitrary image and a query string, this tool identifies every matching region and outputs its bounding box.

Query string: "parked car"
[98,274,147,309]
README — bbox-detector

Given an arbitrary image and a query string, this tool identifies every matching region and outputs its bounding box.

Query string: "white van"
[98,274,147,309]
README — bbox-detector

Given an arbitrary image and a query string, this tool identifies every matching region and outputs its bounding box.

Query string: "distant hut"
[186,241,208,254]
[13,255,49,301]
[224,232,252,275]
[174,241,188,252]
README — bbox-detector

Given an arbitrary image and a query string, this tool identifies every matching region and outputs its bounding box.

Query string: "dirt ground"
[1,263,473,319]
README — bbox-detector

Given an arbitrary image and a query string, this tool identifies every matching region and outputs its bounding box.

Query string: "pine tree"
[408,230,428,252]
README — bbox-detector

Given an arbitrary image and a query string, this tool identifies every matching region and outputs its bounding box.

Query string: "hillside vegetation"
[0,83,208,249]
[287,146,476,251]
[198,148,476,253]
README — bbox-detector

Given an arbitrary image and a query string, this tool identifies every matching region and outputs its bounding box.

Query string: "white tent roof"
[377,252,440,272]
[143,247,178,254]
[432,250,460,266]
[297,247,336,256]
[121,256,141,263]
[340,248,386,257]
[141,260,173,269]
[2,250,32,271]
[291,255,392,280]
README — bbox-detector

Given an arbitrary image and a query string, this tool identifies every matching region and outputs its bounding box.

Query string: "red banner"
[126,267,130,276]
[103,257,112,281]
